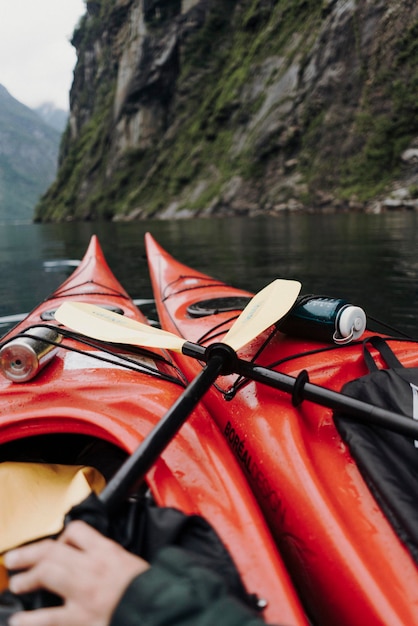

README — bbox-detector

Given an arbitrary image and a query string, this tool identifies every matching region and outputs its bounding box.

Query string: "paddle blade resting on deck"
[55,302,186,352]
[55,279,301,353]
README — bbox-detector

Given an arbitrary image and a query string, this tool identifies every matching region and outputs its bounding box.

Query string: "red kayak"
[0,235,307,625]
[145,231,418,626]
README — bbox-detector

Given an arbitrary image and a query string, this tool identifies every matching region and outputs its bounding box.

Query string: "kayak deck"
[146,231,418,626]
[0,235,307,625]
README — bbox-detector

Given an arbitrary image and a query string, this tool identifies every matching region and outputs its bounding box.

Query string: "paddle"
[56,279,301,353]
[55,279,301,511]
[0,279,300,596]
[55,298,418,441]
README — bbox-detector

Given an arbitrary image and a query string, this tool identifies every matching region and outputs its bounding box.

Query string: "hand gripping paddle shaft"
[55,279,301,510]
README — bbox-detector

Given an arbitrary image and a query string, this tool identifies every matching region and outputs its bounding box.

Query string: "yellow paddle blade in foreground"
[0,463,105,553]
[55,278,301,353]
[0,463,105,591]
[0,557,7,592]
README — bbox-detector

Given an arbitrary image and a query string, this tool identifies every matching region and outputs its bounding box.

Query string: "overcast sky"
[0,0,86,110]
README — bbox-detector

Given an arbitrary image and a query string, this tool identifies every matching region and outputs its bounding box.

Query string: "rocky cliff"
[34,0,418,222]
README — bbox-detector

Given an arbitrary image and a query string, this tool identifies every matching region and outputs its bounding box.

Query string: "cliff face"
[35,0,418,221]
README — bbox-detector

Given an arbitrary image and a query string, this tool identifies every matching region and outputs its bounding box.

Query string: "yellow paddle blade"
[55,302,186,352]
[0,463,105,592]
[55,279,301,354]
[0,463,105,555]
[222,279,301,351]
[0,556,7,592]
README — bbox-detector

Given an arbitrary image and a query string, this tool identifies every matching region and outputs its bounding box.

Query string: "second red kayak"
[146,231,418,626]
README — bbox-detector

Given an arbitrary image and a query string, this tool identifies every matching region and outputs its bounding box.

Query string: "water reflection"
[1,212,418,337]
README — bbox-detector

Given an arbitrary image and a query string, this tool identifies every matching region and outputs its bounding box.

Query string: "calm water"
[1,212,418,337]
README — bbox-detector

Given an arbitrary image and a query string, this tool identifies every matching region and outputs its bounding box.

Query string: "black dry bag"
[334,335,418,563]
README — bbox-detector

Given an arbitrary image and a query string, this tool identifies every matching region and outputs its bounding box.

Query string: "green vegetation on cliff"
[35,0,418,221]
[338,19,418,200]
[123,0,324,216]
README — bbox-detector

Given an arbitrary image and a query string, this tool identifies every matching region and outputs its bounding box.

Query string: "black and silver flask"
[278,295,366,344]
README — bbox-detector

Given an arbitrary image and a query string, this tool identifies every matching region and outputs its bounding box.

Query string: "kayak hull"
[0,236,307,625]
[146,231,418,626]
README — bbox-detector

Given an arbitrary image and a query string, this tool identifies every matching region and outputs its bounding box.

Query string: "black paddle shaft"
[235,360,418,439]
[98,350,228,513]
[99,335,418,512]
[182,340,418,439]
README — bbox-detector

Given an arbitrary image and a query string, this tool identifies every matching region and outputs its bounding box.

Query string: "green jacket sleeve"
[110,546,275,626]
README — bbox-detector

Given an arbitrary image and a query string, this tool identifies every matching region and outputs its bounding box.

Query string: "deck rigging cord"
[55,295,418,442]
[0,325,187,388]
[55,279,302,509]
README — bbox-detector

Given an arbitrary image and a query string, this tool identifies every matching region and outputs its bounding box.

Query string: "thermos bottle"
[278,295,366,344]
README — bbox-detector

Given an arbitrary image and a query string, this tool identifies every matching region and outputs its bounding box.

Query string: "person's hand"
[4,520,150,626]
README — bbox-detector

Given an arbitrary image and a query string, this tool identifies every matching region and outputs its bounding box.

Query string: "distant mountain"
[0,85,61,222]
[34,102,68,133]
